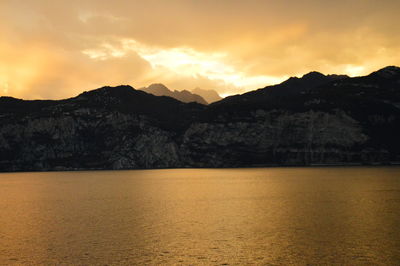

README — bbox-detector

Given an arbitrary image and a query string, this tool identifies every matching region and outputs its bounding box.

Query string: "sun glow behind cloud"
[0,42,52,98]
[344,65,366,77]
[82,39,288,92]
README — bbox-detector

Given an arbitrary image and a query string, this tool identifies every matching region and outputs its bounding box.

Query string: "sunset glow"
[1,0,399,99]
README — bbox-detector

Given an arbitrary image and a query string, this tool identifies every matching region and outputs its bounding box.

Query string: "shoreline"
[1,162,400,174]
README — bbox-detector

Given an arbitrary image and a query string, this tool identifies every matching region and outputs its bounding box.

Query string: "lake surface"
[0,167,399,265]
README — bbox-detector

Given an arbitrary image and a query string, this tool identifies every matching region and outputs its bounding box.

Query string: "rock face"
[181,110,368,167]
[141,83,208,105]
[0,112,180,171]
[1,66,400,172]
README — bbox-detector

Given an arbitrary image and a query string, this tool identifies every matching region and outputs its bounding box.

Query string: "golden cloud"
[1,0,399,99]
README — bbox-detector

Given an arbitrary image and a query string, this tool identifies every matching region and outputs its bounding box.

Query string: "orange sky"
[1,0,399,99]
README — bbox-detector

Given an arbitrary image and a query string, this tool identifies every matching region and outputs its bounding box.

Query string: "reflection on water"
[0,167,400,265]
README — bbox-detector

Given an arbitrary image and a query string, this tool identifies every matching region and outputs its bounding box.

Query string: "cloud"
[0,0,399,99]
[81,39,288,94]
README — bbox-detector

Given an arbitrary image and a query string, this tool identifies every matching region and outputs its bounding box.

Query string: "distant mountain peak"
[141,84,207,104]
[147,83,170,94]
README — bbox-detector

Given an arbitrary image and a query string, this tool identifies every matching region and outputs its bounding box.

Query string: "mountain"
[192,87,222,103]
[212,71,349,109]
[0,66,399,171]
[141,83,208,105]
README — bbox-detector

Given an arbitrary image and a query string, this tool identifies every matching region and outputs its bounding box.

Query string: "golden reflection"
[0,168,400,264]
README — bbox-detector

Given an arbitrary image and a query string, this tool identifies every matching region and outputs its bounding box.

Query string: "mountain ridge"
[0,66,399,171]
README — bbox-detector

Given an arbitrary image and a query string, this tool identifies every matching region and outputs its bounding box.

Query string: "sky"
[1,0,399,99]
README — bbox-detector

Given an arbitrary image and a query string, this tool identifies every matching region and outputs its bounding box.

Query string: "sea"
[1,167,399,265]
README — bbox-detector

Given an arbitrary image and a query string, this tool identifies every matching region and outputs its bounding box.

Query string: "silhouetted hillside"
[210,71,349,111]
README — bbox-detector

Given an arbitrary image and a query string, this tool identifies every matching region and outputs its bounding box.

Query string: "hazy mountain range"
[140,84,221,104]
[192,87,222,103]
[0,66,399,172]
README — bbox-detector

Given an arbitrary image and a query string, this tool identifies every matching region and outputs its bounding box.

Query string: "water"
[0,167,399,265]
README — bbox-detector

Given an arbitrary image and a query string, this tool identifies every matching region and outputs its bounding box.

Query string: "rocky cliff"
[1,66,399,172]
